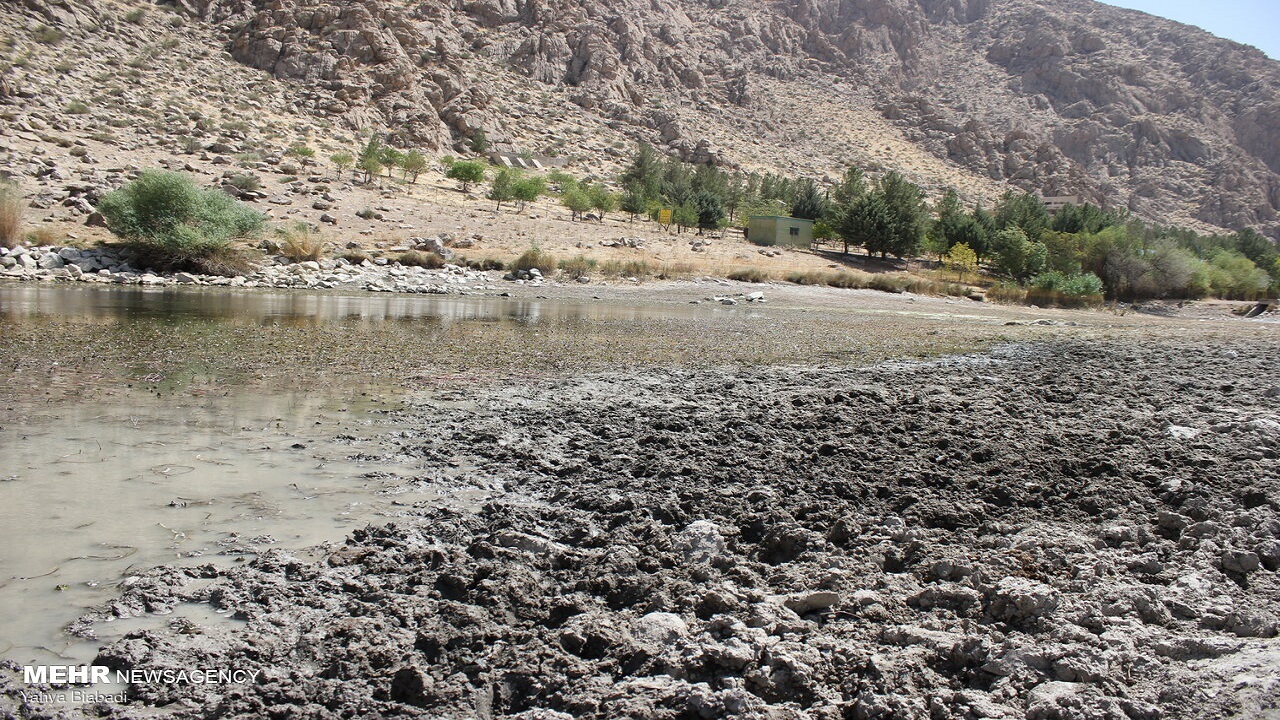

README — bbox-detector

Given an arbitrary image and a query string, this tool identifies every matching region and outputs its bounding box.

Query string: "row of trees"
[323,135,1278,299]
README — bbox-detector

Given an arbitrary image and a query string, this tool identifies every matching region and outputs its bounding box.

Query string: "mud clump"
[4,339,1280,719]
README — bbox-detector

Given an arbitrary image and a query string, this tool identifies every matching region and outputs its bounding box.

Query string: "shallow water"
[0,388,485,667]
[1,283,707,670]
[0,283,734,324]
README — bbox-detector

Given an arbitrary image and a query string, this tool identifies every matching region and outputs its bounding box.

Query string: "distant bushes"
[97,170,263,275]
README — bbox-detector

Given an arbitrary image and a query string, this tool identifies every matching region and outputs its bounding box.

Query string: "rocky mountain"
[5,0,1280,241]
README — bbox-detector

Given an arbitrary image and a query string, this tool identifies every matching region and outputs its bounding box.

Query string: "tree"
[994,191,1051,239]
[446,160,486,193]
[357,154,383,183]
[872,171,927,259]
[563,187,591,221]
[512,175,545,212]
[330,152,353,178]
[693,189,724,234]
[829,166,868,254]
[488,167,518,211]
[620,182,647,220]
[991,227,1031,279]
[285,143,316,165]
[402,150,427,183]
[621,142,663,202]
[379,148,404,179]
[790,178,828,220]
[468,129,489,155]
[943,242,979,279]
[357,136,383,183]
[837,193,890,256]
[830,167,866,210]
[587,184,615,221]
[673,202,699,233]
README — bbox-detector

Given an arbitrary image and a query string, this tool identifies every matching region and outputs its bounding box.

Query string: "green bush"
[97,170,263,275]
[446,160,485,192]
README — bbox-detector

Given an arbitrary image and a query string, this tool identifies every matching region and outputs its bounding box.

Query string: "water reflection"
[0,284,727,325]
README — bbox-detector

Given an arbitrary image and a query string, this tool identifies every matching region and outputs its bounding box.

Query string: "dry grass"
[397,250,446,269]
[277,223,324,262]
[511,246,558,274]
[340,249,371,265]
[600,259,655,278]
[0,183,23,248]
[558,255,598,279]
[727,267,770,283]
[26,226,59,247]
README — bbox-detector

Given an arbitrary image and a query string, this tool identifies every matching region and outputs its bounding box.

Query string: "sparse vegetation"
[276,222,324,262]
[511,246,557,274]
[727,267,770,283]
[65,100,89,115]
[33,25,64,45]
[97,170,263,275]
[0,182,24,248]
[226,173,262,193]
[396,250,445,269]
[124,8,148,24]
[558,255,598,279]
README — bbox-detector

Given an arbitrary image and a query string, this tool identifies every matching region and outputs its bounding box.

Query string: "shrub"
[226,173,261,192]
[986,281,1027,304]
[0,181,23,248]
[786,270,827,285]
[97,170,263,275]
[276,222,324,262]
[656,262,695,279]
[511,246,557,274]
[558,255,597,279]
[462,257,505,271]
[601,259,653,278]
[727,267,769,283]
[33,25,64,45]
[824,272,865,289]
[124,8,148,24]
[341,249,371,265]
[397,250,445,269]
[65,100,90,115]
[27,226,59,246]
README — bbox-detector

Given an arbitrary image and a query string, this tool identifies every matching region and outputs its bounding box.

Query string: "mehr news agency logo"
[21,664,261,704]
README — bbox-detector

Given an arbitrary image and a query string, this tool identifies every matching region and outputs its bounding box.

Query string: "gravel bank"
[6,337,1278,719]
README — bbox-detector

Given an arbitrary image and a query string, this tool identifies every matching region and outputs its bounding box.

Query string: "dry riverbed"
[1,283,1278,719]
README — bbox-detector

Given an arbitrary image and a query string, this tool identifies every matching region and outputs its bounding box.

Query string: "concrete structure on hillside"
[747,216,813,248]
[1041,195,1080,214]
[488,151,568,170]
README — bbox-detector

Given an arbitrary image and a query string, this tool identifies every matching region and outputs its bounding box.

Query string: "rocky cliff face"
[19,0,1280,239]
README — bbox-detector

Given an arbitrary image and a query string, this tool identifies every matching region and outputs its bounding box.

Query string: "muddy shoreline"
[5,336,1278,719]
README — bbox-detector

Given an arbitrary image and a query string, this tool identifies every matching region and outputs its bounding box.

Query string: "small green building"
[747,216,813,248]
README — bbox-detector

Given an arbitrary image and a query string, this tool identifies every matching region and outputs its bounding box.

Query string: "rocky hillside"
[4,0,1280,241]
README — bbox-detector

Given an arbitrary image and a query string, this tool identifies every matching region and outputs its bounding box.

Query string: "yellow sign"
[658,208,673,225]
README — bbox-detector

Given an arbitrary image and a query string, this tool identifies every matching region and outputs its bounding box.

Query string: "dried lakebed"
[5,338,1279,719]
